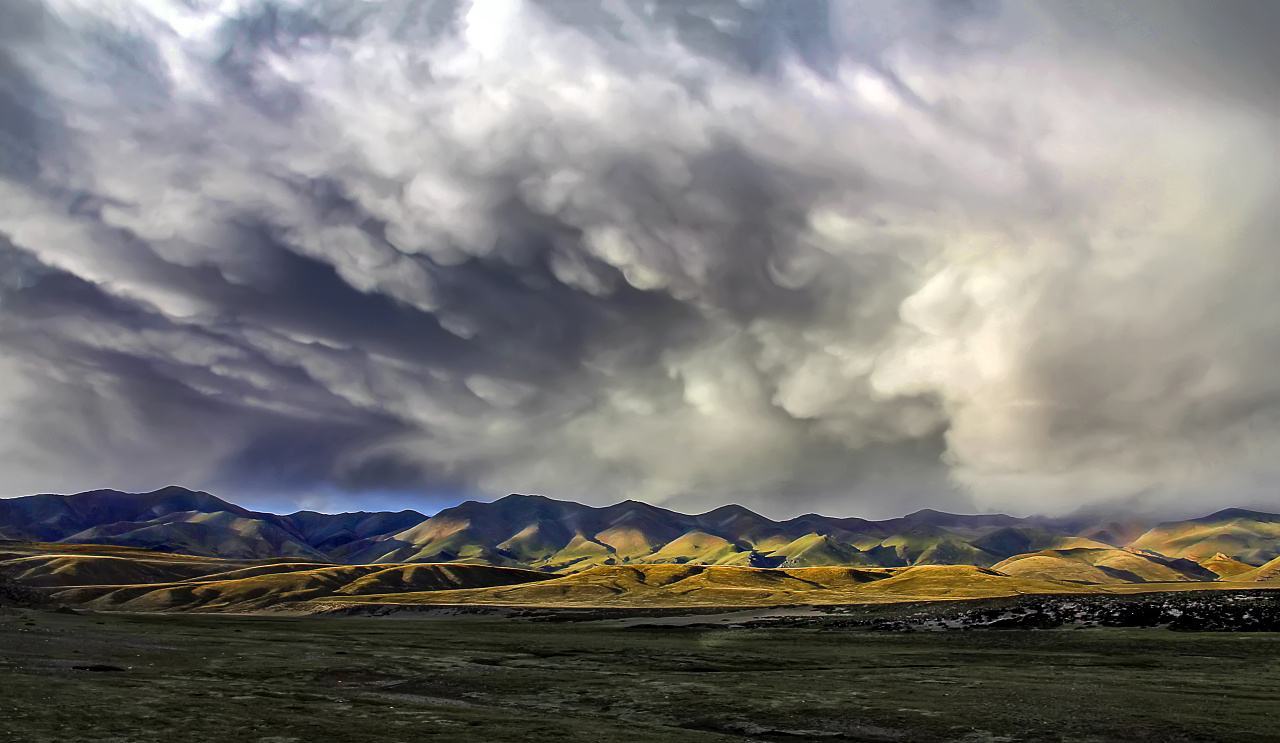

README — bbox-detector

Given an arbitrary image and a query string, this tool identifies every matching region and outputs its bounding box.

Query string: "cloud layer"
[1,0,1277,517]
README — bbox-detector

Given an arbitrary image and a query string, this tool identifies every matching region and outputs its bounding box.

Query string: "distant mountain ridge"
[2,487,1279,573]
[0,487,425,561]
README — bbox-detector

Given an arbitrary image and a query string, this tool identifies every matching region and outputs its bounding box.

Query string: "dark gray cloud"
[0,0,1276,518]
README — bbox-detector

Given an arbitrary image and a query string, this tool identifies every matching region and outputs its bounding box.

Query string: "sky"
[0,0,1278,519]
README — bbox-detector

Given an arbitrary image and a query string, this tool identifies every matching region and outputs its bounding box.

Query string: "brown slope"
[62,510,328,560]
[1239,556,1280,582]
[851,565,1092,600]
[46,562,552,612]
[324,563,1088,609]
[0,541,233,562]
[647,531,743,564]
[1200,553,1257,579]
[769,533,865,567]
[994,547,1215,584]
[1128,509,1280,564]
[320,564,893,608]
[991,554,1124,585]
[0,554,224,588]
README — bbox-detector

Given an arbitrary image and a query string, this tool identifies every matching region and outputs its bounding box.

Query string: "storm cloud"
[0,0,1277,518]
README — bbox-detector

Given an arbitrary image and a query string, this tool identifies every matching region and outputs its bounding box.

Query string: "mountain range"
[3,486,1280,579]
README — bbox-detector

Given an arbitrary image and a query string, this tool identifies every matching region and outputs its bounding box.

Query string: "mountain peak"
[3,487,1278,573]
[497,493,551,502]
[697,503,755,517]
[900,508,957,523]
[895,508,1018,527]
[1195,507,1280,523]
[696,503,774,524]
[147,485,203,495]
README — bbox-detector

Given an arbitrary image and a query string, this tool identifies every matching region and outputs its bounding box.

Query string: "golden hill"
[771,533,865,567]
[8,537,1280,614]
[990,554,1122,584]
[850,565,1091,600]
[318,564,892,609]
[43,562,552,612]
[1239,556,1280,582]
[1129,510,1280,565]
[0,541,230,562]
[993,548,1216,585]
[0,554,223,588]
[12,488,1280,578]
[321,563,1092,609]
[0,542,241,587]
[647,531,742,564]
[1200,553,1257,579]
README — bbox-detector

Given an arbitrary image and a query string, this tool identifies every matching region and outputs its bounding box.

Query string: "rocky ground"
[366,588,1280,632]
[730,590,1280,632]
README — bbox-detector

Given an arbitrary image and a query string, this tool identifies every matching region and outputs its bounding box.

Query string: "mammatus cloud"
[0,0,1277,517]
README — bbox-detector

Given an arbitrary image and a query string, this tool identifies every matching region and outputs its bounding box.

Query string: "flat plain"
[4,607,1280,743]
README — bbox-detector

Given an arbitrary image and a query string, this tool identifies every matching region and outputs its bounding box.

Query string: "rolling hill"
[0,487,425,561]
[992,548,1217,584]
[6,541,1280,614]
[1199,552,1257,579]
[313,564,914,609]
[1129,509,1280,565]
[4,488,1280,578]
[1,545,555,612]
[1239,556,1280,582]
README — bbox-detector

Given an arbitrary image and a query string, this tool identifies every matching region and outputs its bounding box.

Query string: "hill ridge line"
[2,486,1279,572]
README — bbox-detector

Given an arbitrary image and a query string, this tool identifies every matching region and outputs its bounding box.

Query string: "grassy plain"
[3,608,1279,742]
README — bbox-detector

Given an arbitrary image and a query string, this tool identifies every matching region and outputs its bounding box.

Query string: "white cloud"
[0,0,1276,517]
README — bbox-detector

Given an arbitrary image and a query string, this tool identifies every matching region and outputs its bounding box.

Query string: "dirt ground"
[2,607,1278,742]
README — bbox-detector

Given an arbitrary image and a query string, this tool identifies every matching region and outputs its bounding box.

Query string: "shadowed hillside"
[309,563,1252,611]
[1130,509,1280,565]
[1239,556,1280,582]
[5,541,1280,613]
[992,548,1217,585]
[5,488,1280,577]
[42,562,553,612]
[1200,553,1257,579]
